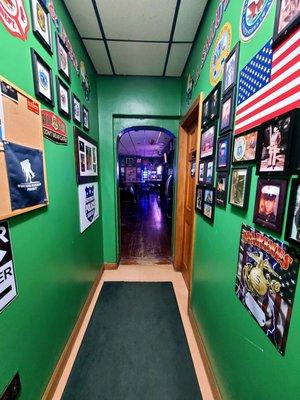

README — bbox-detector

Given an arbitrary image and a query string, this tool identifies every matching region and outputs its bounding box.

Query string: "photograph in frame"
[200,123,216,159]
[229,167,252,209]
[217,134,232,171]
[56,33,71,82]
[56,76,70,118]
[195,185,204,214]
[203,189,215,222]
[233,129,258,164]
[285,179,300,244]
[273,0,300,46]
[223,42,240,95]
[216,172,229,207]
[72,94,82,125]
[199,161,205,183]
[74,127,99,184]
[220,88,236,135]
[210,82,221,120]
[204,159,215,186]
[30,0,52,53]
[202,96,211,127]
[83,106,89,131]
[31,48,54,106]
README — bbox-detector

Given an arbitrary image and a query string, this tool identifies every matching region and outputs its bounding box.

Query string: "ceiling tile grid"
[63,0,208,76]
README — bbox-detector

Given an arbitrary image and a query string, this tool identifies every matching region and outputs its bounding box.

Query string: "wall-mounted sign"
[78,182,99,233]
[42,110,67,144]
[210,22,232,86]
[0,221,18,313]
[0,0,29,41]
[235,225,299,355]
[240,0,274,42]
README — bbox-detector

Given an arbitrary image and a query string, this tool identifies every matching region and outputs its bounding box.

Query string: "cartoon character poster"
[235,224,299,355]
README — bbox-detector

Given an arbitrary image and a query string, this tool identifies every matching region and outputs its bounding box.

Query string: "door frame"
[174,94,203,291]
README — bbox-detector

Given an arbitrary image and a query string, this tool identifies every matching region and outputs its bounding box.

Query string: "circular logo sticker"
[210,23,232,87]
[39,70,48,89]
[240,0,274,41]
[234,136,246,161]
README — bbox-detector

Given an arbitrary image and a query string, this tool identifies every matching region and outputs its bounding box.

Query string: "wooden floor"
[120,193,172,264]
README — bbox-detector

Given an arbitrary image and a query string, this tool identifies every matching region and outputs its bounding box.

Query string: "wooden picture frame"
[217,133,232,171]
[83,106,90,131]
[216,172,229,207]
[56,76,70,118]
[31,48,54,107]
[195,184,204,214]
[232,128,258,164]
[30,0,52,53]
[74,127,99,184]
[223,42,240,95]
[253,178,288,233]
[220,88,236,135]
[229,167,252,210]
[72,93,82,125]
[200,122,217,159]
[285,178,300,245]
[56,33,71,82]
[273,0,300,47]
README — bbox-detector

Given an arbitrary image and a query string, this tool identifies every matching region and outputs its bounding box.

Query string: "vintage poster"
[235,224,299,355]
[0,221,18,313]
[4,142,47,210]
[42,110,67,144]
[78,182,99,233]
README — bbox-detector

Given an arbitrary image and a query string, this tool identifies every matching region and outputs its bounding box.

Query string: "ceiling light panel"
[173,0,207,41]
[64,0,102,38]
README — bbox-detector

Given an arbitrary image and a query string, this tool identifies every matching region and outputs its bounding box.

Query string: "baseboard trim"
[104,262,118,270]
[188,307,222,400]
[42,265,104,400]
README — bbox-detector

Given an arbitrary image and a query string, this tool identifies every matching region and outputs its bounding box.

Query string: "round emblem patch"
[240,0,274,41]
[39,70,48,90]
[210,23,232,87]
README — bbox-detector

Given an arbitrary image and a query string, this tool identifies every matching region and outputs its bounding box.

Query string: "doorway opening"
[117,127,176,265]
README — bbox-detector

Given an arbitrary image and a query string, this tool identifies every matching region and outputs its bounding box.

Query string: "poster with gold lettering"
[235,224,299,355]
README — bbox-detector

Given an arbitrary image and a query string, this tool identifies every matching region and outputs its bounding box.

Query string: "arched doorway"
[117,126,176,264]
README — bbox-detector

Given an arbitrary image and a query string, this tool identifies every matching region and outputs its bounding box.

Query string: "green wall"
[182,1,300,399]
[98,76,181,262]
[0,1,102,399]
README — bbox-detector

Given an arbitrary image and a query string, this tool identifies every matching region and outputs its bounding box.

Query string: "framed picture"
[199,161,205,183]
[56,77,70,118]
[195,185,204,214]
[253,178,288,233]
[216,172,229,207]
[229,167,252,210]
[200,123,217,159]
[273,0,300,47]
[223,42,240,95]
[204,159,215,186]
[256,112,294,175]
[232,129,258,164]
[72,94,82,125]
[209,82,221,120]
[202,96,210,127]
[56,33,71,82]
[220,88,236,135]
[203,188,215,222]
[74,127,99,184]
[31,48,54,106]
[217,134,231,171]
[83,106,89,131]
[285,179,300,244]
[30,0,52,53]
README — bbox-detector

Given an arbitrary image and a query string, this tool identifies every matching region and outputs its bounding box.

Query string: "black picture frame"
[273,0,300,48]
[198,161,205,184]
[202,96,211,127]
[229,167,252,210]
[31,48,54,106]
[30,0,52,54]
[203,187,215,222]
[200,122,217,159]
[195,184,204,214]
[204,159,215,186]
[217,133,232,171]
[285,178,300,245]
[220,87,236,135]
[253,178,288,233]
[256,111,295,176]
[216,172,229,207]
[72,93,82,125]
[209,81,221,121]
[56,33,71,82]
[232,128,259,164]
[83,106,90,131]
[56,76,70,118]
[74,127,99,184]
[223,42,240,95]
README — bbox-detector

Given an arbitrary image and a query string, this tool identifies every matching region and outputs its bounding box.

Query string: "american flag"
[235,27,300,134]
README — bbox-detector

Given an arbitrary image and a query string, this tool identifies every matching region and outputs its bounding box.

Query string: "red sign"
[27,99,40,115]
[0,0,29,41]
[42,110,67,145]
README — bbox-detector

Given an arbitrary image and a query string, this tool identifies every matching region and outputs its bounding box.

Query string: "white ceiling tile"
[64,0,102,38]
[173,0,207,41]
[165,43,192,76]
[96,0,176,41]
[83,39,112,74]
[109,42,168,76]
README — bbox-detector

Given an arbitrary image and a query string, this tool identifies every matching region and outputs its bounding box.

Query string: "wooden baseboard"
[104,262,118,270]
[42,265,104,400]
[188,307,222,400]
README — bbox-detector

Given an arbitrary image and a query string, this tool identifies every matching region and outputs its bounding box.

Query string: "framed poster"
[200,123,217,159]
[253,178,287,233]
[74,127,98,184]
[72,94,81,125]
[235,224,299,355]
[31,48,54,106]
[216,172,229,207]
[232,129,258,164]
[273,0,300,47]
[30,0,52,53]
[56,33,71,82]
[229,167,252,210]
[223,42,240,95]
[56,76,70,118]
[78,182,99,233]
[220,88,236,135]
[285,179,300,245]
[217,134,231,171]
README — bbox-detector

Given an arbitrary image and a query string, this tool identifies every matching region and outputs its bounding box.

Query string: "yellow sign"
[209,23,232,86]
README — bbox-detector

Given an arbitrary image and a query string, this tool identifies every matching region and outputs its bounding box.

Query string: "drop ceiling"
[63,0,208,76]
[119,130,173,157]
